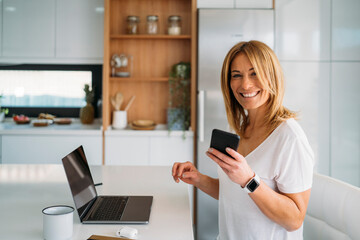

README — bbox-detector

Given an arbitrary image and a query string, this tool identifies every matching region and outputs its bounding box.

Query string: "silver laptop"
[62,145,153,224]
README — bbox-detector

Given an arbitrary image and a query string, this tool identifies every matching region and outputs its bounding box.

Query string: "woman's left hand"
[206,147,254,187]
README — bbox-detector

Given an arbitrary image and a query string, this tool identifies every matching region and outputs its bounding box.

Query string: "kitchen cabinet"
[56,0,104,60]
[102,0,197,131]
[235,0,272,8]
[197,0,272,9]
[275,0,331,61]
[0,0,2,57]
[282,62,331,175]
[330,62,360,186]
[2,0,56,58]
[0,0,104,64]
[197,0,234,8]
[331,0,360,61]
[105,129,193,166]
[1,133,102,165]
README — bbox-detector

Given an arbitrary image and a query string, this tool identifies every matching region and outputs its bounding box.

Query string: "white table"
[0,165,194,240]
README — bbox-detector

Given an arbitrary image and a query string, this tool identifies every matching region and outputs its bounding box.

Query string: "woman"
[172,40,314,240]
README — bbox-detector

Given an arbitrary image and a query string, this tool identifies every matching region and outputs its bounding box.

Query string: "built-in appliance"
[197,9,274,240]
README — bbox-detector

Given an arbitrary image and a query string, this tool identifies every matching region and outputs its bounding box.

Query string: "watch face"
[247,179,259,192]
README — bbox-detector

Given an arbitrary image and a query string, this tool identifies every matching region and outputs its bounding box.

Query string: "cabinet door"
[105,136,150,165]
[197,0,234,8]
[332,0,360,61]
[235,0,272,8]
[282,62,331,175]
[149,136,193,166]
[2,0,55,57]
[56,0,104,59]
[275,0,331,61]
[0,0,2,57]
[331,63,360,187]
[1,135,102,165]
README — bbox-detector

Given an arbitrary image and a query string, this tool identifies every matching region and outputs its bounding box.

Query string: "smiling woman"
[0,64,102,117]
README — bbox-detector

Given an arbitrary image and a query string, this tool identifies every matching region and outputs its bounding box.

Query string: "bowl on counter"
[130,120,156,130]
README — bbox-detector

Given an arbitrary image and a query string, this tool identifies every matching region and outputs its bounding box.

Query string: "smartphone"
[210,129,240,157]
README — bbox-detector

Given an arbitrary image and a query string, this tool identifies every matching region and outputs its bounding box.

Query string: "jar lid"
[147,15,158,21]
[168,15,181,21]
[127,16,140,22]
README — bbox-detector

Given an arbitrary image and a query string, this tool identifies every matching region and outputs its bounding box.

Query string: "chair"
[304,173,360,240]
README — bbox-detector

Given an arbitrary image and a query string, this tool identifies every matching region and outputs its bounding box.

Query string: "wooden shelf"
[110,77,169,82]
[110,34,191,40]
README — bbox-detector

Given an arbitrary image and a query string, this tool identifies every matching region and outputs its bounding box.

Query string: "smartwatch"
[243,172,260,193]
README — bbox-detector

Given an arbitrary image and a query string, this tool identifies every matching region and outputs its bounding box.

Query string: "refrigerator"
[197,9,274,240]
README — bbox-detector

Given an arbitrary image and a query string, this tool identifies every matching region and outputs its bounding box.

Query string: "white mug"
[113,110,127,129]
[42,205,74,240]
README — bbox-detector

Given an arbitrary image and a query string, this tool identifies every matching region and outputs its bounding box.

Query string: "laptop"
[61,145,153,224]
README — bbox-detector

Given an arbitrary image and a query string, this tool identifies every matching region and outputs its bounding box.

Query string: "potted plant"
[0,95,9,122]
[167,62,191,132]
[79,84,95,124]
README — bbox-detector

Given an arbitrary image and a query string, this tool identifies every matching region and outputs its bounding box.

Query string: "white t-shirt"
[218,118,314,240]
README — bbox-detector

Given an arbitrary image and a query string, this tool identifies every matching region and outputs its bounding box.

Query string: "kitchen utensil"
[111,92,124,111]
[125,96,136,112]
[115,92,124,110]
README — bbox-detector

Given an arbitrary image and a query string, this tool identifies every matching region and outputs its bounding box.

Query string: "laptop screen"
[62,145,97,219]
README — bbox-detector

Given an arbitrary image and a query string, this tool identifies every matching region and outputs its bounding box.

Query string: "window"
[0,64,102,117]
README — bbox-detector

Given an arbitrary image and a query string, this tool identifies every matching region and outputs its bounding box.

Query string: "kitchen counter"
[0,118,102,135]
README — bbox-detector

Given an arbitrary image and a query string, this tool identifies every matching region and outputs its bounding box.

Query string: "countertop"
[0,118,102,135]
[0,118,194,137]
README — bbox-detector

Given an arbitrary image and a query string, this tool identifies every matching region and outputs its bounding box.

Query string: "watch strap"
[243,172,260,193]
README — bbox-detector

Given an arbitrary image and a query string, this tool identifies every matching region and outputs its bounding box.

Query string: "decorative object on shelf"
[80,84,95,124]
[130,119,156,130]
[0,94,9,122]
[168,15,181,35]
[167,62,191,132]
[127,15,140,34]
[111,54,133,77]
[147,15,159,34]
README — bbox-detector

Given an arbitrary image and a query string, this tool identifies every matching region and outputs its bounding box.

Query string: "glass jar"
[168,15,181,35]
[146,15,159,34]
[126,16,140,34]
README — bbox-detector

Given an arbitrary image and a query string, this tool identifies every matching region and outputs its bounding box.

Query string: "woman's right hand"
[172,161,202,186]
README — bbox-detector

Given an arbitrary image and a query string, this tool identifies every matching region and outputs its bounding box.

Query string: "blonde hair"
[221,40,296,138]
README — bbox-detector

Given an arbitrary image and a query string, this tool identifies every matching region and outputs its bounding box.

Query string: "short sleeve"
[276,137,314,194]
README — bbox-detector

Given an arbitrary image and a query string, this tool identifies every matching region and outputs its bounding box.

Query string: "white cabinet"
[282,62,331,175]
[0,0,103,64]
[235,0,272,8]
[1,133,102,165]
[275,0,331,61]
[332,0,360,61]
[2,0,56,58]
[105,129,193,166]
[56,0,104,60]
[197,0,234,8]
[0,0,2,57]
[330,62,360,186]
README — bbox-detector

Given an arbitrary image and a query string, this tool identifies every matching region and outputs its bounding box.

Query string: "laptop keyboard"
[90,196,129,221]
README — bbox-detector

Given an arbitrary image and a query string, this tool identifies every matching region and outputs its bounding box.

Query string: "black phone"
[210,129,240,157]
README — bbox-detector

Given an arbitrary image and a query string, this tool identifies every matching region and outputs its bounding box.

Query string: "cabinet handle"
[198,90,205,142]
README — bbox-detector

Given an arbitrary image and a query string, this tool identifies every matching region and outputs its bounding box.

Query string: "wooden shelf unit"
[103,0,197,131]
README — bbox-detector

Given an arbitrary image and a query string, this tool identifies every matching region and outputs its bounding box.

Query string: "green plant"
[83,84,95,104]
[0,95,9,115]
[168,62,191,135]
